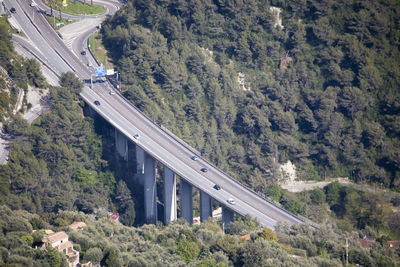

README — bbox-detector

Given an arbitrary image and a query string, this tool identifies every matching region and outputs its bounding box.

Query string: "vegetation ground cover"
[44,14,76,30]
[89,31,113,68]
[60,0,106,15]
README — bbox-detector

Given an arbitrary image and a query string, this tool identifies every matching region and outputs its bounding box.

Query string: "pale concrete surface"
[7,12,23,33]
[23,85,50,123]
[0,125,10,165]
[282,181,331,192]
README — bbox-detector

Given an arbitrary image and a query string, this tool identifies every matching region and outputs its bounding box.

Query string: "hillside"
[101,0,400,195]
[2,206,400,266]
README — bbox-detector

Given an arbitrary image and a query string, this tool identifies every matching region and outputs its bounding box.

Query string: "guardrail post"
[164,167,177,224]
[180,179,193,225]
[200,191,212,222]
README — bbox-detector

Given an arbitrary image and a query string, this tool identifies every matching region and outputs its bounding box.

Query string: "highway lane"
[9,0,305,228]
[5,0,72,74]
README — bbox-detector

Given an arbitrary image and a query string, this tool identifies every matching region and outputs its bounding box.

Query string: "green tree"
[176,236,200,263]
[266,184,282,202]
[59,72,82,94]
[83,247,103,265]
[104,247,122,267]
[259,227,277,242]
[310,189,326,205]
[45,246,63,267]
[324,181,341,205]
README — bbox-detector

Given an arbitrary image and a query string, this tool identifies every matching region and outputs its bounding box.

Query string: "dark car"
[81,51,86,55]
[10,8,16,13]
[94,100,100,106]
[213,184,221,190]
[201,168,208,173]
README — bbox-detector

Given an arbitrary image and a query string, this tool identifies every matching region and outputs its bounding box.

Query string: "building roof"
[46,231,68,244]
[58,240,73,251]
[240,234,251,241]
[69,221,87,231]
[359,237,375,249]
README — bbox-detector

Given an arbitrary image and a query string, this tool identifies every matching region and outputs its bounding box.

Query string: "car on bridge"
[201,168,208,173]
[191,155,199,161]
[227,198,236,205]
[133,134,140,140]
[213,184,221,190]
[94,100,100,106]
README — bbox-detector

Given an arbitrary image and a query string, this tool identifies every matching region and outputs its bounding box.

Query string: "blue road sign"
[94,67,106,77]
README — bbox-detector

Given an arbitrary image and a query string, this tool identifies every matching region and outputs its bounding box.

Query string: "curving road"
[5,0,306,228]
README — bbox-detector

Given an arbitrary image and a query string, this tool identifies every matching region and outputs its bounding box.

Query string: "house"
[42,231,79,267]
[69,221,87,231]
[358,236,375,249]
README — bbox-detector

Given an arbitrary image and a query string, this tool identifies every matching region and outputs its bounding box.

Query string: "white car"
[109,90,115,95]
[227,198,236,205]
[30,1,37,7]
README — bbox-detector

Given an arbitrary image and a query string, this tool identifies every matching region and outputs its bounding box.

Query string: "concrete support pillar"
[180,179,193,225]
[115,129,128,160]
[222,206,234,228]
[144,152,157,224]
[164,167,177,224]
[136,145,145,175]
[200,191,212,222]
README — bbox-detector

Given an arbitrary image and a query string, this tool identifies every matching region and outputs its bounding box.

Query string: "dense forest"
[0,17,119,221]
[101,0,400,195]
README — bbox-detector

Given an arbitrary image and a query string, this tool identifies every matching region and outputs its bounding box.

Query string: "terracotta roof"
[359,237,375,248]
[44,229,55,235]
[46,231,68,244]
[69,221,87,231]
[387,240,400,249]
[240,234,251,241]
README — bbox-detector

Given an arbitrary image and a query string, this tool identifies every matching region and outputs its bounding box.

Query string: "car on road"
[30,1,37,7]
[81,51,86,55]
[94,100,100,106]
[109,90,115,95]
[227,198,236,205]
[10,8,16,13]
[191,155,199,161]
[201,168,208,173]
[88,62,93,67]
[213,184,221,190]
[133,134,140,140]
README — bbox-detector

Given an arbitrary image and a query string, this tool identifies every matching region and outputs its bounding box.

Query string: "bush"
[310,189,326,205]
